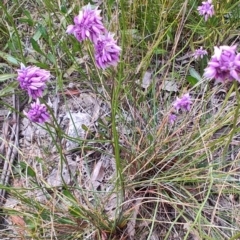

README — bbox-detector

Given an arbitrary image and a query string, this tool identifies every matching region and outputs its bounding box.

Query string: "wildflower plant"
[66,3,106,43]
[66,3,121,69]
[194,46,208,59]
[173,93,192,112]
[1,0,240,240]
[25,98,50,123]
[94,33,121,69]
[197,0,215,21]
[17,63,50,99]
[204,45,240,83]
[168,113,177,124]
[16,63,51,124]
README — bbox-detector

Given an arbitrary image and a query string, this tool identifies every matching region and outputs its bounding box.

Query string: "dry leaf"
[88,160,105,190]
[61,89,81,96]
[162,80,178,92]
[65,112,92,150]
[10,215,25,227]
[4,197,19,208]
[141,71,153,89]
[127,199,142,240]
[10,215,26,237]
[47,158,77,187]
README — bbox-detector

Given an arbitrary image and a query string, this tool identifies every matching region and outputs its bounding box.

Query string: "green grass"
[1,0,240,239]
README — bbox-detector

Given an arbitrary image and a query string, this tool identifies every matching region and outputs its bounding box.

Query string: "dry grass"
[1,0,240,239]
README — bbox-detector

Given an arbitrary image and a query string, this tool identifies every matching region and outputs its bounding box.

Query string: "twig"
[0,120,10,164]
[0,92,19,205]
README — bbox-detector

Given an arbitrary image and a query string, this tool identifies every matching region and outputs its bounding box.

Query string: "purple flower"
[169,114,177,125]
[194,47,208,59]
[17,63,50,99]
[204,45,240,82]
[173,93,192,111]
[66,3,106,43]
[197,0,214,21]
[26,99,50,123]
[94,33,121,69]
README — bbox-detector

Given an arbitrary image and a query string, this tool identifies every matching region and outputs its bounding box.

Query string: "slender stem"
[109,0,126,224]
[222,81,240,160]
[111,76,125,205]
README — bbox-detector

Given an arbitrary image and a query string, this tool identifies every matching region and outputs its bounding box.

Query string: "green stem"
[222,81,240,160]
[109,0,126,225]
[111,77,125,206]
[183,165,214,240]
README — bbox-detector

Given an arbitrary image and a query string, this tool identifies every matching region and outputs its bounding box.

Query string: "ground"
[1,0,240,240]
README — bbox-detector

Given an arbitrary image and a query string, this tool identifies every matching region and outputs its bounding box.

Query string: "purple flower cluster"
[169,93,192,124]
[67,3,121,69]
[197,0,214,21]
[173,93,192,112]
[17,63,50,124]
[204,45,240,83]
[17,63,50,99]
[168,114,177,125]
[94,33,122,69]
[26,99,50,124]
[66,3,105,43]
[194,47,208,59]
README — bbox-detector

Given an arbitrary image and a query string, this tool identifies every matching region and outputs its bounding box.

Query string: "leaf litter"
[2,89,120,236]
[1,1,240,239]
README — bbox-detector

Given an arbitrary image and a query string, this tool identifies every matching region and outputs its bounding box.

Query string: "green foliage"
[1,0,240,239]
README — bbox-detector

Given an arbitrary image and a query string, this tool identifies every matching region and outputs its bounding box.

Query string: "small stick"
[0,92,20,205]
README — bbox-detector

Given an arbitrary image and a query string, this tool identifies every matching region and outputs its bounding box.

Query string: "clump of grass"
[1,0,240,239]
